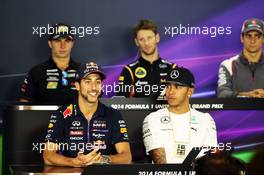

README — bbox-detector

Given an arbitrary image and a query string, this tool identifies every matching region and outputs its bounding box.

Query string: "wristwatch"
[101,155,111,164]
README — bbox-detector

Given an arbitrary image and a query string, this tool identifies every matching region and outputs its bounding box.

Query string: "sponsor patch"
[70,131,83,136]
[119,76,124,81]
[70,126,84,130]
[50,115,57,119]
[160,73,167,76]
[49,119,56,123]
[24,78,28,84]
[67,73,76,78]
[170,70,179,79]
[46,76,59,81]
[160,116,170,124]
[47,82,58,89]
[92,120,107,128]
[47,129,53,133]
[48,123,54,128]
[92,129,109,133]
[120,127,127,133]
[47,73,59,76]
[143,129,150,135]
[92,133,106,138]
[135,67,147,78]
[72,121,81,127]
[68,69,77,73]
[124,133,129,138]
[190,115,198,124]
[70,137,83,141]
[159,64,167,69]
[63,104,73,118]
[119,124,126,127]
[118,120,125,124]
[47,69,58,72]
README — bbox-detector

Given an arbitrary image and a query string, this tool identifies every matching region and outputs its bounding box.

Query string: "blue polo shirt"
[45,100,129,157]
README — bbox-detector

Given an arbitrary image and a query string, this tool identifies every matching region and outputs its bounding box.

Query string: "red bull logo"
[63,104,73,118]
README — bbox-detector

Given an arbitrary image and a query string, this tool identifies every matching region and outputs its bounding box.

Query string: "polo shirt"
[20,58,80,104]
[143,108,217,163]
[45,100,129,157]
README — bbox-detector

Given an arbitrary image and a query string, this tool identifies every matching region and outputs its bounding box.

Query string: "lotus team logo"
[135,67,147,78]
[170,70,179,79]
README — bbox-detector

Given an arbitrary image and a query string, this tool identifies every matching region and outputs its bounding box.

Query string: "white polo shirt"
[142,107,217,163]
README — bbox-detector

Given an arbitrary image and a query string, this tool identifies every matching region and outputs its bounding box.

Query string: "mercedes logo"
[170,70,179,79]
[160,116,170,124]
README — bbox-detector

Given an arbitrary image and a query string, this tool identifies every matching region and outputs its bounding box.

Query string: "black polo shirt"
[117,57,176,98]
[45,100,129,157]
[20,58,80,104]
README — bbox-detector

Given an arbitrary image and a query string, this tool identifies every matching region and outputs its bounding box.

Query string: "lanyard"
[168,108,192,159]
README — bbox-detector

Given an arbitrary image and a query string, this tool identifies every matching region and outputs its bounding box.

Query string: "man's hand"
[149,148,167,164]
[237,89,264,98]
[72,149,102,167]
[252,89,264,98]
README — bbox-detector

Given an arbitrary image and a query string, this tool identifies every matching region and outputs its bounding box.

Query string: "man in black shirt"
[19,23,80,104]
[117,19,176,98]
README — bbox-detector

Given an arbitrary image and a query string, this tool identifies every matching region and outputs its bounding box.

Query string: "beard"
[80,90,99,103]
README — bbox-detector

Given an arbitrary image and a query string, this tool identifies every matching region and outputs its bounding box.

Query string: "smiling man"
[142,67,217,163]
[217,18,264,98]
[20,23,80,104]
[117,19,176,98]
[43,62,132,167]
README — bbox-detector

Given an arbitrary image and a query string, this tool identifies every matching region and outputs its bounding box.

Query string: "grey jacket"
[217,53,264,97]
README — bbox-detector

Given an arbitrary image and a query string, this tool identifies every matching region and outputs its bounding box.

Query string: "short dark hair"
[193,151,246,175]
[133,19,158,38]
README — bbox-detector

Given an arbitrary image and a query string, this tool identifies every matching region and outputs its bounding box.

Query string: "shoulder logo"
[63,104,73,118]
[135,67,147,78]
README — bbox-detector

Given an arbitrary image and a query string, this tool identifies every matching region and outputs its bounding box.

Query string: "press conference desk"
[3,98,264,174]
[11,165,84,175]
[11,164,193,175]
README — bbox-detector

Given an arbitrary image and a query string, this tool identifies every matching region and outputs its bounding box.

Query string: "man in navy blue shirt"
[43,61,132,167]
